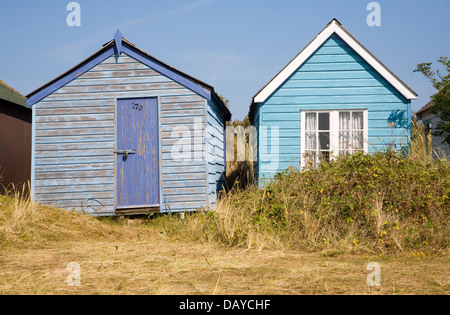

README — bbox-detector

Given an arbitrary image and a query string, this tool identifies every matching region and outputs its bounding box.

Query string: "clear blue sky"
[1,0,448,120]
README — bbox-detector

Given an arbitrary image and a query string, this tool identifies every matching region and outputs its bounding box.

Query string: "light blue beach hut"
[249,19,418,184]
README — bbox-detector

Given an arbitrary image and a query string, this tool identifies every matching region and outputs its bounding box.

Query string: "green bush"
[167,148,449,254]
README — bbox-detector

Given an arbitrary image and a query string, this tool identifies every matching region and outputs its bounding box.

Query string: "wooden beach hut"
[249,19,417,185]
[27,31,231,216]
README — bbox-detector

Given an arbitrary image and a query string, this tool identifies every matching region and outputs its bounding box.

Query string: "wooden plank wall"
[206,100,226,206]
[258,34,411,183]
[34,54,208,215]
[0,101,32,193]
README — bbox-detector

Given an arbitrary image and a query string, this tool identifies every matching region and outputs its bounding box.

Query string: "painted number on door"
[132,103,143,111]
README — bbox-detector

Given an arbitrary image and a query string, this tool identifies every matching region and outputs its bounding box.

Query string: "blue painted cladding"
[253,106,261,182]
[257,34,411,183]
[27,44,216,107]
[27,47,115,107]
[206,99,226,206]
[33,53,220,215]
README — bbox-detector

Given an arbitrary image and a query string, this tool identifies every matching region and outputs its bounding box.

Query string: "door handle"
[115,150,136,159]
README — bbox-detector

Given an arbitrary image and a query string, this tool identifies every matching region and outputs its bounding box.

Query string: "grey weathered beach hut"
[27,31,231,216]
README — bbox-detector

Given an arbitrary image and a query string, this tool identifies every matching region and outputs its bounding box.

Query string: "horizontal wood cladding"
[34,53,208,215]
[43,89,198,102]
[206,100,226,206]
[257,34,411,183]
[55,82,184,95]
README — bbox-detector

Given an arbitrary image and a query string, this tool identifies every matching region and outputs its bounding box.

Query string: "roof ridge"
[0,80,25,98]
[250,18,417,112]
[416,100,435,114]
[25,31,231,119]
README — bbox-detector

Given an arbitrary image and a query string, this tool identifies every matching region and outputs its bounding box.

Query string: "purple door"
[116,97,159,209]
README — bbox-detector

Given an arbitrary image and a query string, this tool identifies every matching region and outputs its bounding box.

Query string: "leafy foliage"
[172,141,449,254]
[415,57,450,143]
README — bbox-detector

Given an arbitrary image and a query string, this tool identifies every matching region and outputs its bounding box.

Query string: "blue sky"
[1,0,449,120]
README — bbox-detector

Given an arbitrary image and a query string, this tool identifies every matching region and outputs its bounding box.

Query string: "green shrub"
[162,147,449,254]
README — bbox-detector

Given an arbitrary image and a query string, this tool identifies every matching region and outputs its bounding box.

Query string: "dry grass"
[1,232,449,295]
[0,189,144,249]
[162,123,449,255]
[0,193,448,295]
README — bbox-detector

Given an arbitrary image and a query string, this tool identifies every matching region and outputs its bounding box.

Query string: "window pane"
[305,132,317,150]
[319,113,330,131]
[305,113,316,131]
[319,132,330,150]
[339,112,351,131]
[339,131,350,150]
[303,110,366,167]
[352,131,364,149]
[352,112,364,130]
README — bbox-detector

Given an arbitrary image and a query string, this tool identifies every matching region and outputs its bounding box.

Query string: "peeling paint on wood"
[33,51,227,215]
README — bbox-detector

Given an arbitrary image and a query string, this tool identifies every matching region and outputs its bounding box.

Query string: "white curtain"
[352,112,364,150]
[352,112,364,130]
[339,112,351,150]
[305,113,316,131]
[305,111,364,163]
[305,113,317,151]
[305,132,316,151]
[340,112,351,130]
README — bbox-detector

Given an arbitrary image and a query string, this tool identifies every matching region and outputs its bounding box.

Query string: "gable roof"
[416,101,435,115]
[249,19,418,121]
[26,31,231,120]
[0,80,27,107]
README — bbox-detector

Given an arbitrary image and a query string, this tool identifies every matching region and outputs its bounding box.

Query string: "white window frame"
[300,109,368,167]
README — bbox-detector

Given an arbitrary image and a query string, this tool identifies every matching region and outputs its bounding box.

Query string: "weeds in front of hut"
[151,122,449,255]
[0,183,40,247]
[0,178,448,295]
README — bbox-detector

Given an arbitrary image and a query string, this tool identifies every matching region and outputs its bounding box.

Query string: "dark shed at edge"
[0,80,31,193]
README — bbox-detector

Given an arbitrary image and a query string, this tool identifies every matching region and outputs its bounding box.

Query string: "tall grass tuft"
[0,184,130,248]
[0,184,40,246]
